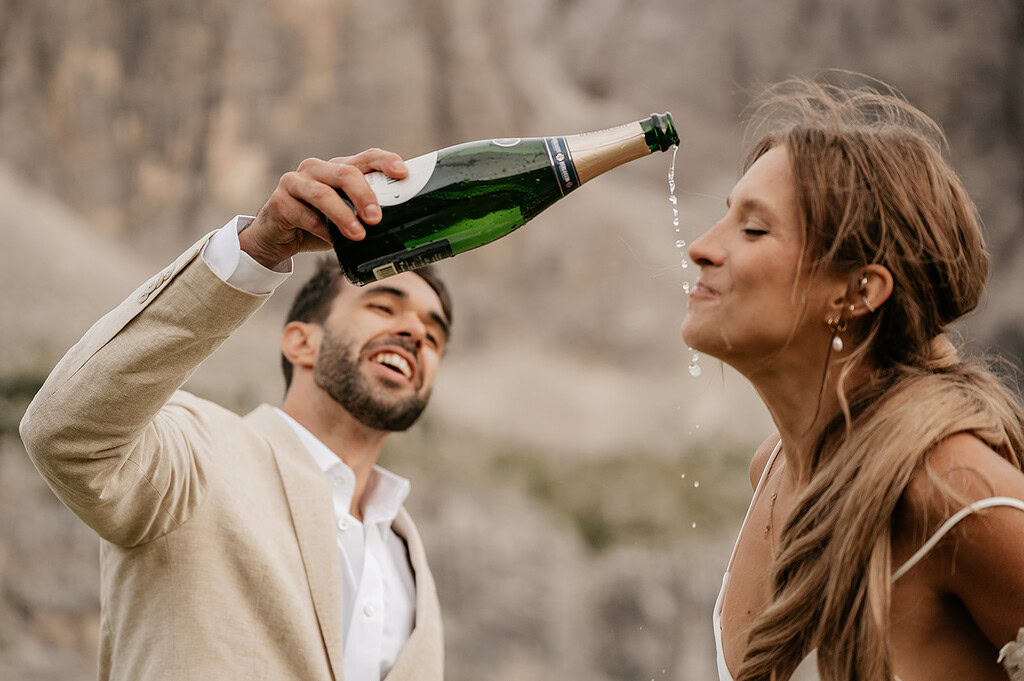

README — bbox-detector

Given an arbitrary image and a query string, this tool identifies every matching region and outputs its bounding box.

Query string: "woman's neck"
[751,358,874,485]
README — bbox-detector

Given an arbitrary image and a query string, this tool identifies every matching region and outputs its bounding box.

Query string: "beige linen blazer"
[19,233,444,681]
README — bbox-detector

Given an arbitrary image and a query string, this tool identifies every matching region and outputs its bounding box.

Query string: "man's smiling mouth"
[369,351,413,380]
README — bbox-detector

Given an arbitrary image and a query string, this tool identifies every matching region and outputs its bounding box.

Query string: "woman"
[684,76,1024,681]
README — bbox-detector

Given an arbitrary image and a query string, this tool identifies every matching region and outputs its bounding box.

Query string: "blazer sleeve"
[19,232,271,547]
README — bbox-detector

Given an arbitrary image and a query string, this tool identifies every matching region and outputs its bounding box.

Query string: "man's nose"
[395,313,427,348]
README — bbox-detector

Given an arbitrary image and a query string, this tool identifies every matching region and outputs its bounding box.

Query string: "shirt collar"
[273,408,410,525]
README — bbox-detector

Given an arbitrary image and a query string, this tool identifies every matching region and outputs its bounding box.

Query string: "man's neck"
[280,391,389,522]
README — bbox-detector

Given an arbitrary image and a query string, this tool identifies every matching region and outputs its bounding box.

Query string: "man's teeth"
[372,352,412,379]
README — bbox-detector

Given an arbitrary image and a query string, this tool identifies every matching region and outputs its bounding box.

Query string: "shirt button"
[337,518,350,531]
[363,605,374,617]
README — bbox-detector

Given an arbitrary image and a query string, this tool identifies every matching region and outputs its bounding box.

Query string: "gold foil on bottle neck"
[564,121,650,185]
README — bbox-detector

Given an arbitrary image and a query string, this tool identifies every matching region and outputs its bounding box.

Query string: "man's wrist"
[204,216,292,294]
[238,227,286,270]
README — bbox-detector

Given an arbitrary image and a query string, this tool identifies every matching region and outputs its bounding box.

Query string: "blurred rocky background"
[1,0,1021,679]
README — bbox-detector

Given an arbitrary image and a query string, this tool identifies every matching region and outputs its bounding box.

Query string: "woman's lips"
[689,280,719,299]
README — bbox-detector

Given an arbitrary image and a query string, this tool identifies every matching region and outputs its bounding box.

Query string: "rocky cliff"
[2,0,1021,679]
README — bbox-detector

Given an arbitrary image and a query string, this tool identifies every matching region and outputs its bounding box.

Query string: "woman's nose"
[688,222,723,267]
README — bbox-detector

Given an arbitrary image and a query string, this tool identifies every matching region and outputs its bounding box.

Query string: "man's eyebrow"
[359,285,407,301]
[361,286,450,339]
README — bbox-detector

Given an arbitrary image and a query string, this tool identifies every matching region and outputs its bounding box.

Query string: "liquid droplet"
[672,218,680,227]
[693,480,701,488]
[669,195,678,205]
[675,239,686,249]
[691,522,697,529]
[680,473,686,479]
[680,260,689,269]
[688,363,702,377]
[691,352,699,362]
[682,281,691,294]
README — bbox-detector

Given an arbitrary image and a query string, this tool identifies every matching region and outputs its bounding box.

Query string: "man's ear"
[281,321,321,371]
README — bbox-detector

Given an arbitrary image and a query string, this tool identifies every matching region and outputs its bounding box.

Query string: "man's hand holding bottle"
[240,149,408,270]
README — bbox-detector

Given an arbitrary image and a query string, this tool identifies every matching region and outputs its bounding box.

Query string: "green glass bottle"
[327,112,679,284]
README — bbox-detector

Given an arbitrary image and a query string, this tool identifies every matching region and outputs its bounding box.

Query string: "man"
[19,149,449,681]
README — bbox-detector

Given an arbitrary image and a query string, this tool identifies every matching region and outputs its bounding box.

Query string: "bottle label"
[369,240,455,281]
[364,150,439,207]
[543,136,581,196]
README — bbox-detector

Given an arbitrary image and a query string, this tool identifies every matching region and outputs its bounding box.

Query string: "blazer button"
[136,279,158,303]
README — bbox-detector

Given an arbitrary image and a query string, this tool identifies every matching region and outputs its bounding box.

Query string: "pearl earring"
[826,314,848,352]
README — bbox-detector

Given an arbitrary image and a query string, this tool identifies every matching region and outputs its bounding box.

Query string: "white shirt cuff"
[203,216,293,294]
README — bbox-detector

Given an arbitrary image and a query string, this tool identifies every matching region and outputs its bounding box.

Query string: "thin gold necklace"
[763,463,783,558]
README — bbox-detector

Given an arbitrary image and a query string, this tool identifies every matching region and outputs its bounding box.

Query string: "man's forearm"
[19,232,270,543]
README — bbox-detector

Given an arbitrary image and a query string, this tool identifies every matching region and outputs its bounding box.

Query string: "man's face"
[312,272,449,431]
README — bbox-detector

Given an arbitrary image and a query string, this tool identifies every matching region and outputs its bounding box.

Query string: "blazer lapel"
[386,508,444,681]
[246,405,346,680]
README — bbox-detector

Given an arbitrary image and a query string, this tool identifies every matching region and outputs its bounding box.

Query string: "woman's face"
[682,145,841,373]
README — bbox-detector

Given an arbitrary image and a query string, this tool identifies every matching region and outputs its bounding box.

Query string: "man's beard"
[313,329,430,432]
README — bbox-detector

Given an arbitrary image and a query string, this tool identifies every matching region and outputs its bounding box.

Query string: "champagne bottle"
[327,112,679,285]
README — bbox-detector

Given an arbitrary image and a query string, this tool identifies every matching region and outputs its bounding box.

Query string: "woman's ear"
[849,265,894,319]
[281,321,321,371]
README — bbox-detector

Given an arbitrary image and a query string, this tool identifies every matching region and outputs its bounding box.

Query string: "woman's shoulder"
[749,432,782,491]
[903,432,1024,516]
[895,431,1024,654]
[895,431,1024,578]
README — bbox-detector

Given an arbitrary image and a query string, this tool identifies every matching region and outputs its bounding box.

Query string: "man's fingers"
[316,162,382,229]
[274,149,408,245]
[281,170,365,240]
[330,148,409,182]
[351,148,409,178]
[293,221,332,254]
[263,188,334,246]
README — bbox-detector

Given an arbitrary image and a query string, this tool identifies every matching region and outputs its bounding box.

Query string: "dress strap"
[724,439,783,573]
[891,496,1024,582]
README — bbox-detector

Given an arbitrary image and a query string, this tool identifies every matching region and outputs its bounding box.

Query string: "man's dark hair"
[281,258,453,389]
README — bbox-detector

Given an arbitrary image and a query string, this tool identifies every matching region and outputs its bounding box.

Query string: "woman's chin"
[680,320,704,350]
[681,324,726,362]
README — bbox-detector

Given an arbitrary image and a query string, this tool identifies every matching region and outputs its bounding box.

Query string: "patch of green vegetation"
[0,372,46,437]
[381,420,760,553]
[490,440,754,553]
[571,508,614,552]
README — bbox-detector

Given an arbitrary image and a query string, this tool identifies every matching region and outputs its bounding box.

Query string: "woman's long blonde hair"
[734,75,1024,681]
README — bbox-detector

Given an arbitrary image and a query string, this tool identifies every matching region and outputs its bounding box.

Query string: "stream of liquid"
[668,145,701,378]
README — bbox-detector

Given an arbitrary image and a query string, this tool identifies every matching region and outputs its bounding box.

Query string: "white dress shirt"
[202,217,418,681]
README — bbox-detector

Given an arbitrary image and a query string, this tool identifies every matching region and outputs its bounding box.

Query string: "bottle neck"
[563,119,662,185]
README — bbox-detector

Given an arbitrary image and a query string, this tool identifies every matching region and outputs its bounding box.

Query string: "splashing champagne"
[327,113,679,284]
